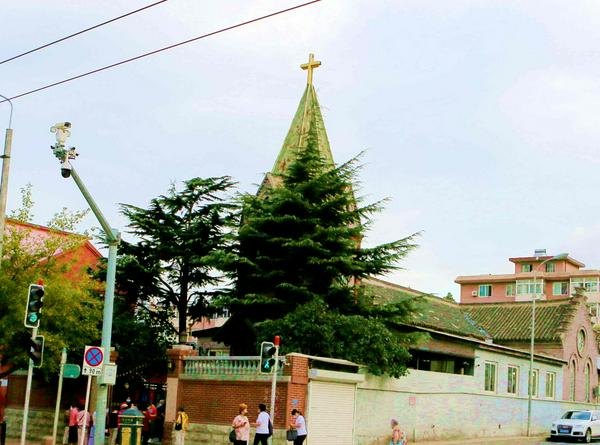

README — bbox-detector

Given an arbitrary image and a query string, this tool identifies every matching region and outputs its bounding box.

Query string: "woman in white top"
[252,403,271,445]
[289,409,307,445]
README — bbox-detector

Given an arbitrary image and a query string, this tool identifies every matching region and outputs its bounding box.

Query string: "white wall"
[354,350,594,444]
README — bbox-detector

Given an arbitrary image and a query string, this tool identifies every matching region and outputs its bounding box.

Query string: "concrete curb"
[416,435,547,445]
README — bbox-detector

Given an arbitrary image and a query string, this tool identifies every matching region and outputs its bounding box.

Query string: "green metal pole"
[94,238,118,445]
[67,167,119,445]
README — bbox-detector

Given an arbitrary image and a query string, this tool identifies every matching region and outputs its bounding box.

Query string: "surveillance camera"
[60,161,72,178]
[50,122,71,132]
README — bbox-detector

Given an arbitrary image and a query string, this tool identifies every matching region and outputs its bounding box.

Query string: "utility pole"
[0,94,14,267]
[50,123,120,445]
[269,335,280,445]
[19,327,37,445]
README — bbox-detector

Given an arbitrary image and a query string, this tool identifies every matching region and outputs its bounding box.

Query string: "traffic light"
[260,342,276,374]
[24,284,45,329]
[28,335,44,368]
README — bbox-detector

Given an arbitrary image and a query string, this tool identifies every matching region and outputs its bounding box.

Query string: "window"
[586,364,591,402]
[484,362,497,392]
[505,284,515,296]
[407,350,474,376]
[570,361,576,401]
[529,369,539,397]
[546,372,556,399]
[479,285,492,297]
[552,282,569,296]
[589,303,599,319]
[507,366,519,395]
[521,264,533,272]
[545,262,556,272]
[516,280,543,296]
[571,277,599,293]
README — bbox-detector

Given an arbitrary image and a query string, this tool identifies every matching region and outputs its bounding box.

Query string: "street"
[417,436,600,445]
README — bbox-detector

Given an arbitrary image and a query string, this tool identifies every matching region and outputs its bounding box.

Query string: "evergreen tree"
[120,177,236,342]
[217,133,419,376]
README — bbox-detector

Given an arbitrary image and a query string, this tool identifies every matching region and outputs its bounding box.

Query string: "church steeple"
[261,53,334,191]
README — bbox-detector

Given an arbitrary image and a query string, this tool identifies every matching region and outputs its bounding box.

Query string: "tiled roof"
[362,279,490,340]
[462,298,578,342]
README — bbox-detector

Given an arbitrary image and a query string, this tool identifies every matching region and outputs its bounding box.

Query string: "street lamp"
[526,252,568,436]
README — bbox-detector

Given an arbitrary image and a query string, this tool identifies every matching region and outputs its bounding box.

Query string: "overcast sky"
[2,0,600,298]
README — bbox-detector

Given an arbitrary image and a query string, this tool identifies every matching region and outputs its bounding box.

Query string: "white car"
[551,410,600,443]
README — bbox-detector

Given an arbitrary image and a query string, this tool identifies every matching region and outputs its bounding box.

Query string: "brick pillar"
[283,354,309,429]
[163,346,195,445]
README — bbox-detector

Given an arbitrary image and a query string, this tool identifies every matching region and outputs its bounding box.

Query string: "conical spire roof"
[271,83,334,176]
[260,54,334,192]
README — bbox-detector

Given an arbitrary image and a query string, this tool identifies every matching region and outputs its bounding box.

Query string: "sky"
[2,0,600,299]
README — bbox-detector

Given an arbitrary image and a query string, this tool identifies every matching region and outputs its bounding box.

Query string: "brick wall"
[179,379,289,428]
[171,353,310,437]
[7,373,87,409]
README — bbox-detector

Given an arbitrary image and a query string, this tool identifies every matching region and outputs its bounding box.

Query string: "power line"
[0,0,322,104]
[0,0,168,66]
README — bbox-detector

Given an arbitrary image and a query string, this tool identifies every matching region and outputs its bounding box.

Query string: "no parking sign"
[82,346,104,376]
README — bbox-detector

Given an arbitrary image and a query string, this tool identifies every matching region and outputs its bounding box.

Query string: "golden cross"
[300,53,321,85]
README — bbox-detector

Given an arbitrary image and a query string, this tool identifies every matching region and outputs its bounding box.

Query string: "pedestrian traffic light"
[260,341,276,374]
[24,284,45,329]
[28,335,44,368]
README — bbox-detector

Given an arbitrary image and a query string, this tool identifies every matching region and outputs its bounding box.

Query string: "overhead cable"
[0,0,322,103]
[0,0,169,66]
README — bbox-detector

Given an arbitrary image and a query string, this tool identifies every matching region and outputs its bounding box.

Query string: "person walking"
[390,419,407,445]
[154,399,165,442]
[146,401,157,442]
[173,407,188,445]
[289,409,307,445]
[67,403,79,445]
[251,404,270,445]
[76,404,91,445]
[231,403,249,445]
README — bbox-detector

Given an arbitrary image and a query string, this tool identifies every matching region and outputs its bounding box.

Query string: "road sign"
[63,364,81,379]
[82,346,104,376]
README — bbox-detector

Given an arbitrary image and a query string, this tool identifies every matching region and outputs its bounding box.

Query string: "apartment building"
[455,250,600,324]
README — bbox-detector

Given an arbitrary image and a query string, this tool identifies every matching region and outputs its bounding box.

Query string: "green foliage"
[119,176,236,339]
[0,189,101,379]
[217,130,419,375]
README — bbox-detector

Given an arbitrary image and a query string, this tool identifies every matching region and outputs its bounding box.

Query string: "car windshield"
[562,411,591,420]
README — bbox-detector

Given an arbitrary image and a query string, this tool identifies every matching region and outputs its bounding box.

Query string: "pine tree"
[120,176,236,343]
[217,133,419,376]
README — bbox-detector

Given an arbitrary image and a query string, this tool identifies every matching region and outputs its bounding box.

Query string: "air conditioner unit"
[471,291,478,297]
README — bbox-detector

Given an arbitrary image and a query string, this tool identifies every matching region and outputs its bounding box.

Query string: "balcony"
[183,355,285,377]
[514,293,547,302]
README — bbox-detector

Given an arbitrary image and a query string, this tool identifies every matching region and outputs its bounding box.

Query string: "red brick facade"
[166,350,310,436]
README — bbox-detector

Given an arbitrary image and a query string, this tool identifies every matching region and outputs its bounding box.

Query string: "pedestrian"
[390,419,406,445]
[108,406,119,445]
[116,403,128,445]
[67,403,79,445]
[146,401,157,442]
[231,403,249,445]
[62,405,70,445]
[142,404,151,445]
[77,404,91,445]
[251,403,270,445]
[154,399,165,442]
[88,411,96,445]
[289,409,307,445]
[173,407,188,445]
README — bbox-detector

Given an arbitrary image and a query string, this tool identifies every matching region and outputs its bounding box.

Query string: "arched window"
[570,360,577,401]
[585,363,591,403]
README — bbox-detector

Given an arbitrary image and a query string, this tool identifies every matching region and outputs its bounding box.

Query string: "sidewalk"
[416,435,547,445]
